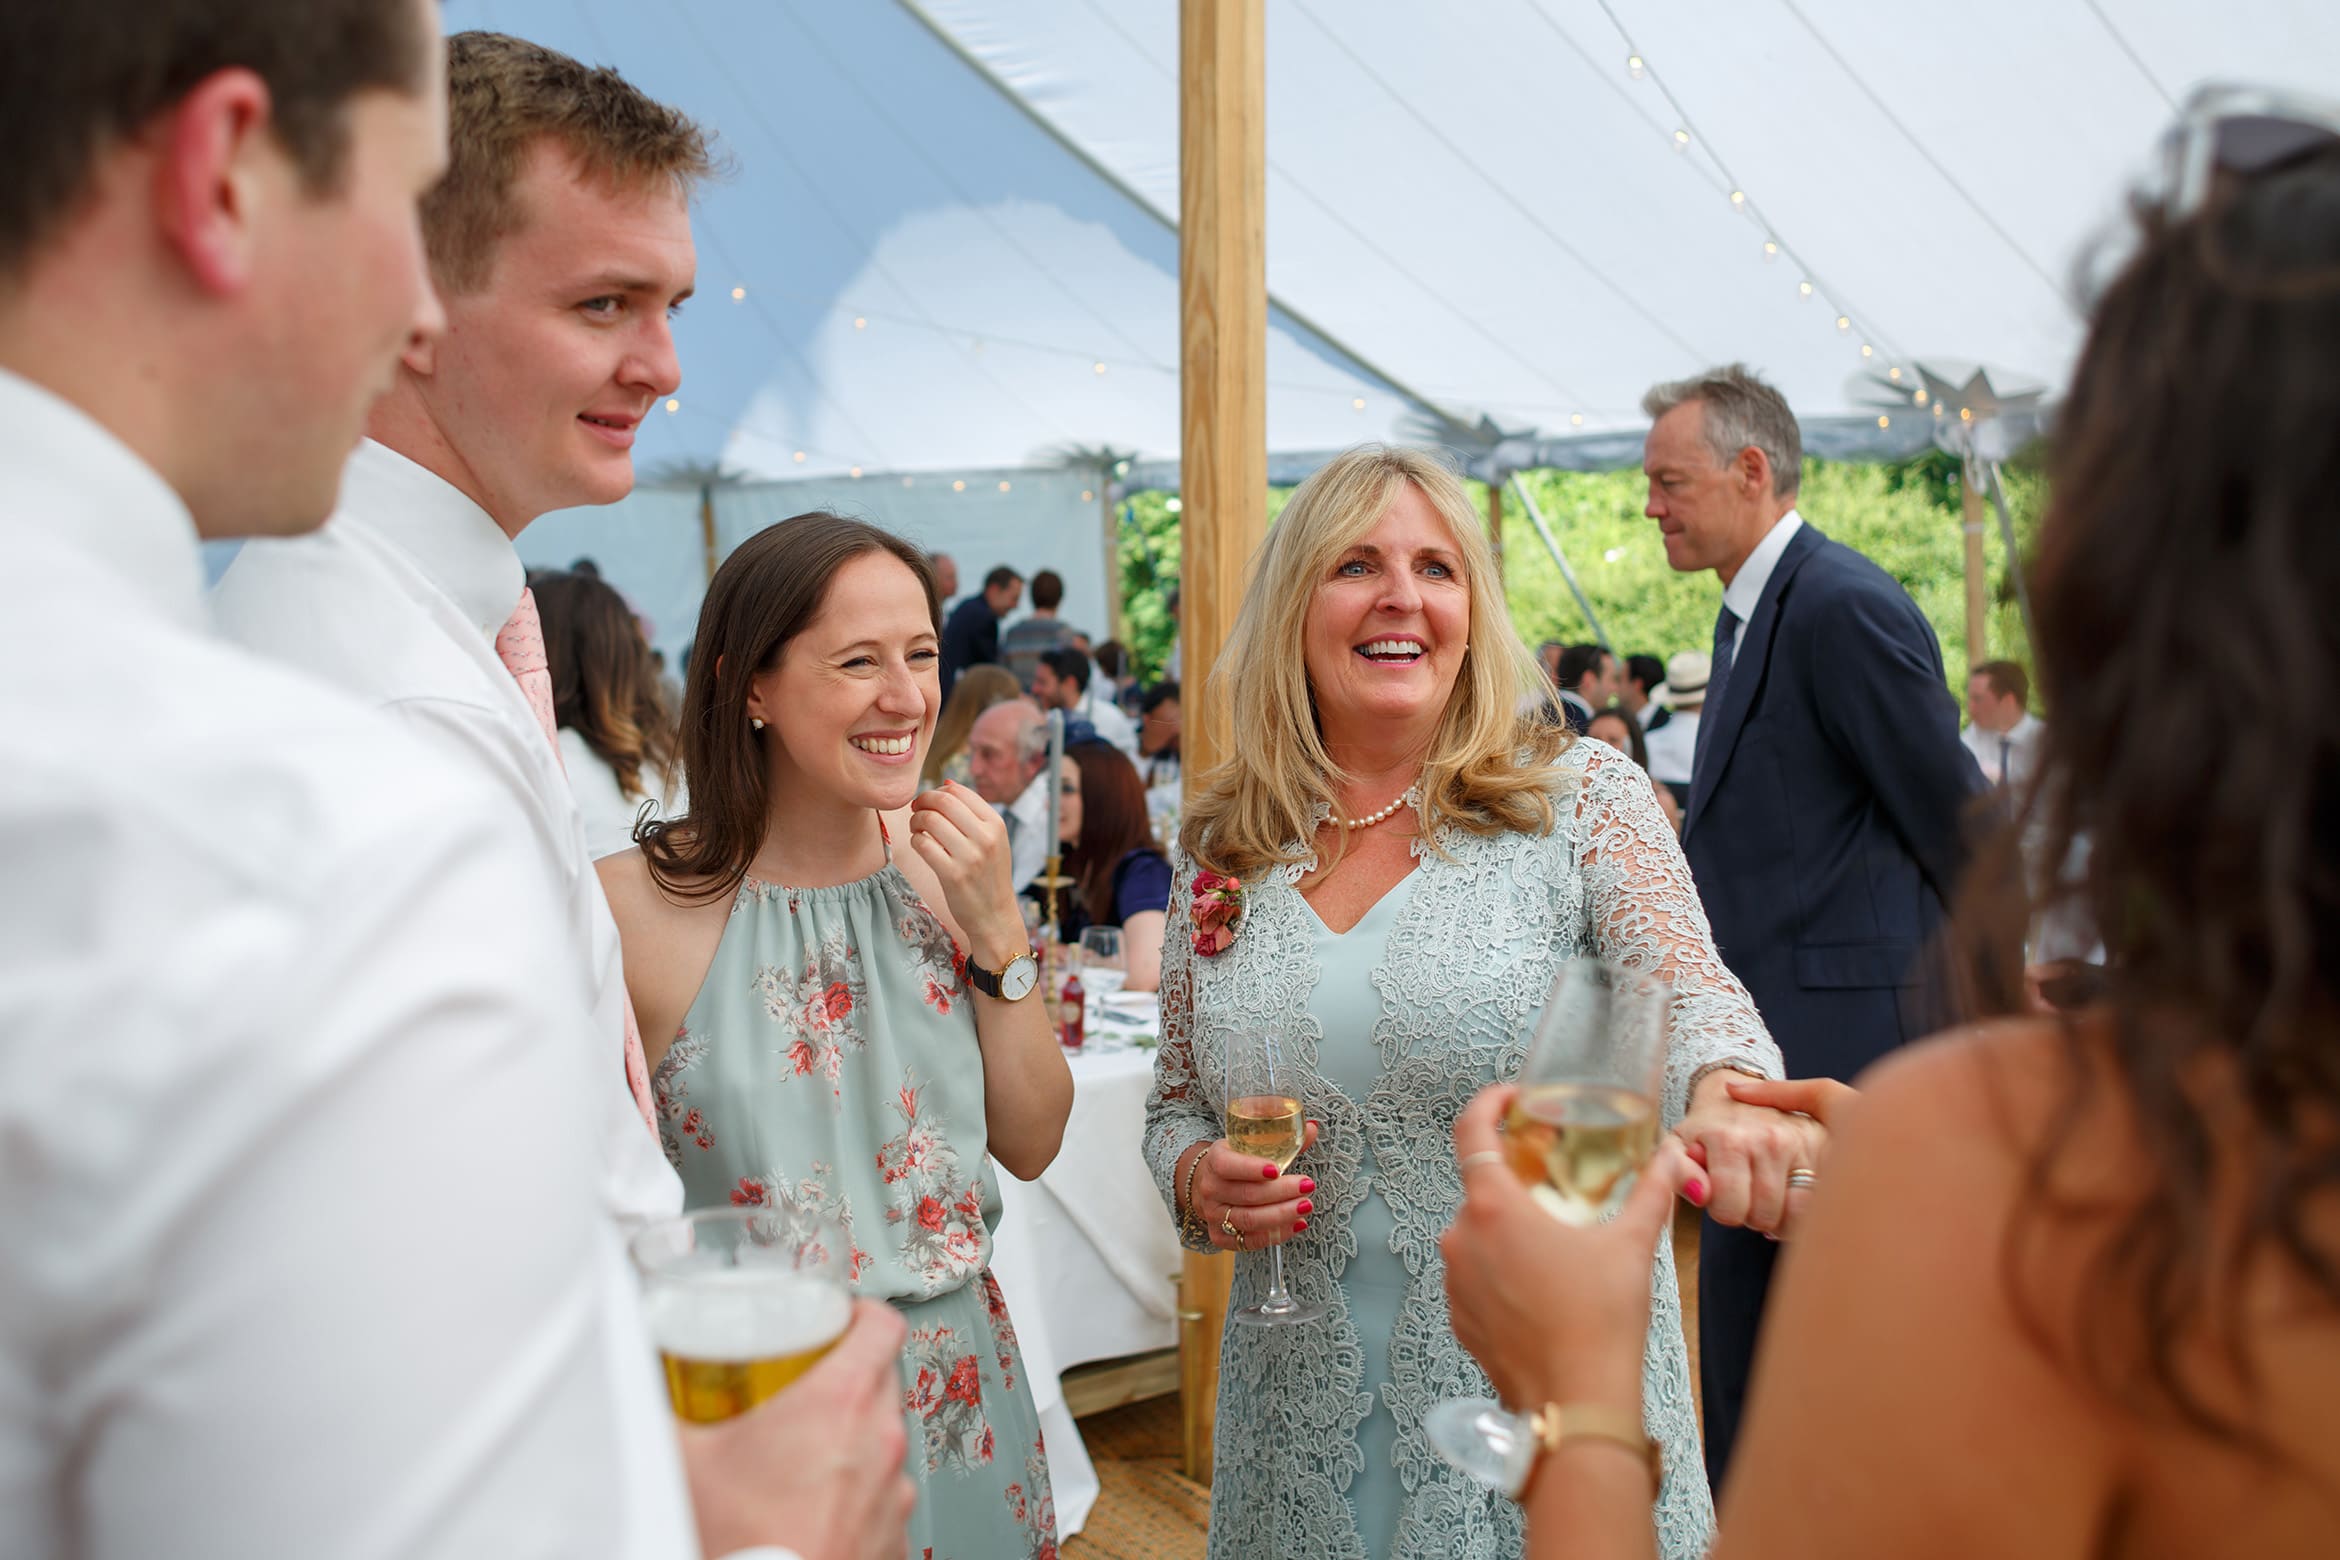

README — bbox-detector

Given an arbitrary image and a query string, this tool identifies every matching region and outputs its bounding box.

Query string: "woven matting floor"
[1061,1210,1703,1555]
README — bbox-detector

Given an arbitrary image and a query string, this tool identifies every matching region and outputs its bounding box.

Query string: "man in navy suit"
[1644,365,1985,1489]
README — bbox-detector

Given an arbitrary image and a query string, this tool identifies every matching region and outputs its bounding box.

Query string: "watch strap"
[963,947,1032,1000]
[1526,1402,1661,1498]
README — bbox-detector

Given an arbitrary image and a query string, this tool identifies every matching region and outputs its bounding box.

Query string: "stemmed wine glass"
[1224,1026,1327,1326]
[1425,959,1671,1494]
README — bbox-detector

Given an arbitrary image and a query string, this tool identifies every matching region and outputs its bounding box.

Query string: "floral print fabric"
[655,858,1056,1557]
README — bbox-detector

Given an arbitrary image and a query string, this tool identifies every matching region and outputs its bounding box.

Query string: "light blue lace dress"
[1144,743,1780,1560]
[652,852,1056,1560]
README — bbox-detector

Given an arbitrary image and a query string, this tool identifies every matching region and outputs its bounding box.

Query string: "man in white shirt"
[969,699,1053,891]
[1962,658,2044,789]
[193,23,908,1560]
[0,7,904,1557]
[1035,646,1141,761]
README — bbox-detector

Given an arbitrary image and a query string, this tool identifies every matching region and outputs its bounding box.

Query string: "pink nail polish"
[1685,1180,1707,1207]
[1293,1218,1309,1233]
[1297,1199,1314,1215]
[1261,1164,1279,1179]
[1300,1178,1317,1194]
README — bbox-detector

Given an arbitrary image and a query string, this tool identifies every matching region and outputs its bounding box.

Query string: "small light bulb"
[853,316,867,330]
[1913,388,1928,404]
[1626,54,1645,79]
[953,479,966,492]
[1960,407,1973,421]
[1888,366,1903,381]
[1352,397,1367,411]
[1860,343,1874,357]
[1729,190,1746,207]
[1093,361,1107,375]
[1081,490,1095,502]
[998,480,1011,493]
[1165,497,1182,513]
[1877,415,1891,429]
[849,466,862,478]
[1836,315,1851,332]
[730,286,745,301]
[1571,413,1585,427]
[1762,240,1780,261]
[1798,281,1814,298]
[1933,402,1945,418]
[792,450,806,463]
[664,398,679,414]
[1672,129,1690,149]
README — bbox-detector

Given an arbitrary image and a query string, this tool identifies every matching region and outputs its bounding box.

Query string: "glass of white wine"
[1425,959,1671,1495]
[1224,1026,1327,1326]
[631,1208,853,1424]
[1079,926,1126,998]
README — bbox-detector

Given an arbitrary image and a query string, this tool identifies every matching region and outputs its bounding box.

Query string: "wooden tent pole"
[1175,0,1264,1490]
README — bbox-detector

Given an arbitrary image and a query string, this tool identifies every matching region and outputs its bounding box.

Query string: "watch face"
[999,954,1039,1001]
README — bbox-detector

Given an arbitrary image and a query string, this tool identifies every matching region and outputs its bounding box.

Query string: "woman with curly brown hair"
[1443,93,2340,1559]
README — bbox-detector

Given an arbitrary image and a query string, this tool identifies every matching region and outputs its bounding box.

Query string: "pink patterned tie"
[496,588,659,1135]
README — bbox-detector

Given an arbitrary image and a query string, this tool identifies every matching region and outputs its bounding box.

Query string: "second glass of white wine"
[1224,1026,1325,1326]
[1426,959,1671,1494]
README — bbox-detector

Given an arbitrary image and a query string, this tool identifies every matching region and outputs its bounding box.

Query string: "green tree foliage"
[1120,451,2044,700]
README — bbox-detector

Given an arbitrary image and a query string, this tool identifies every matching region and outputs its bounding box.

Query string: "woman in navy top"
[1036,739,1171,990]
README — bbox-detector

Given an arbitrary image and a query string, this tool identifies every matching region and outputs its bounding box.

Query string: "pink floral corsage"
[1190,870,1246,958]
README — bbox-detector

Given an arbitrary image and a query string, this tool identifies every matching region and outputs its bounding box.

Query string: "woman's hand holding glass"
[1185,1120,1321,1252]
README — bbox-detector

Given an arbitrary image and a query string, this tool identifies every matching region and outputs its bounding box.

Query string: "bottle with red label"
[1058,968,1086,1049]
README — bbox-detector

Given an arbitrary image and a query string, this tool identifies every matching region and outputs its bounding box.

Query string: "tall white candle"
[1042,708,1065,868]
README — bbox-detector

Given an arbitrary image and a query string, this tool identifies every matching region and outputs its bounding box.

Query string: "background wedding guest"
[922,662,1022,789]
[1961,659,2043,788]
[599,514,1072,1560]
[0,5,909,1556]
[930,550,961,606]
[1039,739,1170,991]
[1641,361,1987,1486]
[1446,111,2340,1558]
[941,563,1021,699]
[1146,444,1810,1560]
[1623,653,1671,731]
[1139,680,1184,789]
[1000,566,1073,688]
[1553,642,1616,734]
[534,566,689,858]
[1035,645,1140,759]
[968,697,1052,892]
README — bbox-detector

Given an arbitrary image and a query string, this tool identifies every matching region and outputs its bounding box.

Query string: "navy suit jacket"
[1683,522,1985,1083]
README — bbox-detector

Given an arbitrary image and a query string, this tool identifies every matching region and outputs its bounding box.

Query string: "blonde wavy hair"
[1181,444,1568,880]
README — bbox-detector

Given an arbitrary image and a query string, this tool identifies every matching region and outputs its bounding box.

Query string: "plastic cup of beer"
[630,1208,853,1425]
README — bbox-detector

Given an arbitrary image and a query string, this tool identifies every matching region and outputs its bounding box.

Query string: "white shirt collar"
[339,438,522,639]
[0,367,206,634]
[1720,509,1805,625]
[1012,768,1051,821]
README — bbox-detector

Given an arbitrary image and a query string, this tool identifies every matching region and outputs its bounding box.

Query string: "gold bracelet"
[1178,1141,1212,1246]
[1521,1402,1662,1504]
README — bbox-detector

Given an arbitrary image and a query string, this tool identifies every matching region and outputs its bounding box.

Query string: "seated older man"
[967,698,1051,893]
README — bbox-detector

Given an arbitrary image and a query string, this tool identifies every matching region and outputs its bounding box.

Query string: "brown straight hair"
[1063,740,1159,927]
[532,567,677,803]
[640,513,938,903]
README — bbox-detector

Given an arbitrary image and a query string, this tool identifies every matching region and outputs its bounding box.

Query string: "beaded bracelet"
[1178,1140,1213,1247]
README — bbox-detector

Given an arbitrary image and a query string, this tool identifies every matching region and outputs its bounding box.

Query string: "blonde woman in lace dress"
[1143,446,1819,1560]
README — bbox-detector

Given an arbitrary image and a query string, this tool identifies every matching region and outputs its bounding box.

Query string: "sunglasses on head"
[2155,85,2340,218]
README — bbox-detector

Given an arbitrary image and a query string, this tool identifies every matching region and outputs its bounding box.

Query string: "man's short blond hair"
[425,31,716,293]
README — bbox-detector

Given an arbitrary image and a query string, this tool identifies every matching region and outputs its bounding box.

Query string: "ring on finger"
[1220,1209,1243,1250]
[1459,1150,1507,1175]
[1786,1167,1818,1190]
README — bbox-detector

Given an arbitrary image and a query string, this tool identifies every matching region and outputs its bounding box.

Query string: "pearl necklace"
[1336,783,1421,831]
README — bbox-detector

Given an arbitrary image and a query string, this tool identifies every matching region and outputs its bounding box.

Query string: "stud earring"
[750,717,766,731]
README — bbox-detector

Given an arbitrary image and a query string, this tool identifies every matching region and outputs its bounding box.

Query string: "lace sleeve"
[1571,745,1782,1128]
[1142,853,1219,1250]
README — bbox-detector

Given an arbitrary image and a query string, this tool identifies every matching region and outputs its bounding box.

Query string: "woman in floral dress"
[600,513,1073,1559]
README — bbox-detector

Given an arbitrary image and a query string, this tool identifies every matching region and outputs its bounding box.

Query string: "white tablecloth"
[989,1025,1181,1537]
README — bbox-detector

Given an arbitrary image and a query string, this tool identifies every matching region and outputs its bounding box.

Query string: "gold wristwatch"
[1522,1402,1662,1500]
